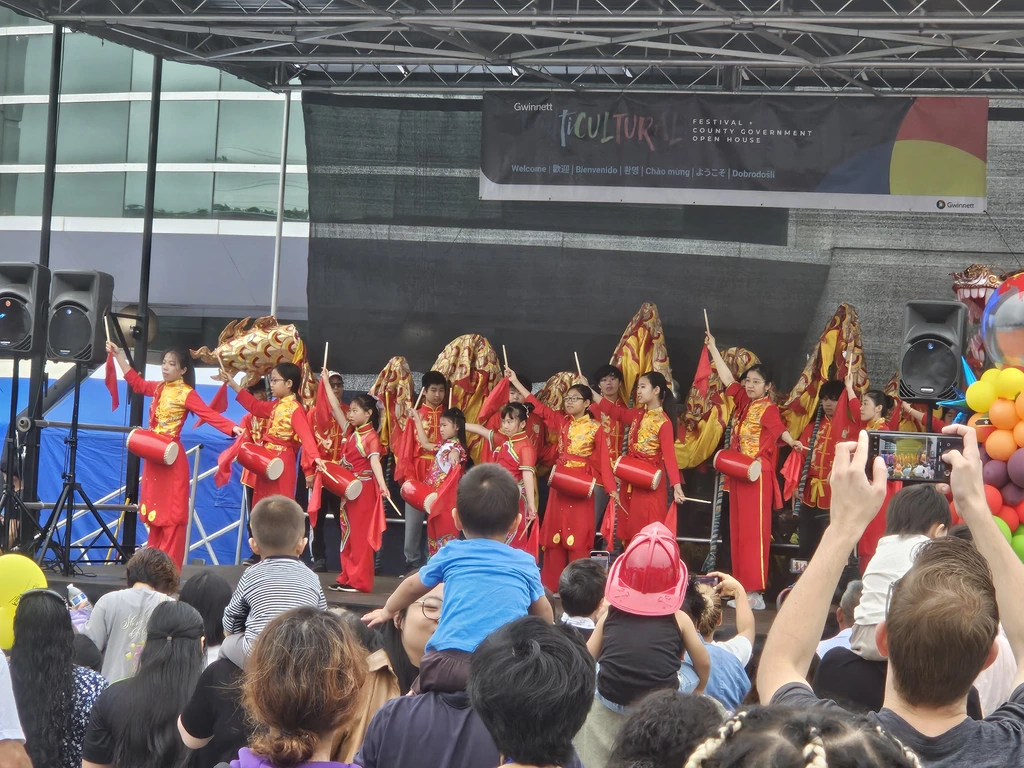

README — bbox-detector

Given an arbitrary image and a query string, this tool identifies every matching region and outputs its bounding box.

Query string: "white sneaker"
[748,592,766,611]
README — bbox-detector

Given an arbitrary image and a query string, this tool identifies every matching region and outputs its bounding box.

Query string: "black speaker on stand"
[35,270,126,576]
[0,263,50,553]
[898,300,968,432]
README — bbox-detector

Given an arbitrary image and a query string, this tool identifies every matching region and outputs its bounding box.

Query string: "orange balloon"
[987,429,1019,461]
[1014,421,1024,448]
[990,398,1020,430]
[1016,392,1024,422]
[970,412,997,442]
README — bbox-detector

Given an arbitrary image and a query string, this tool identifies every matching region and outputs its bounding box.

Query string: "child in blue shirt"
[365,464,553,692]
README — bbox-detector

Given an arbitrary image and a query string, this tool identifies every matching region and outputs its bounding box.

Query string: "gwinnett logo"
[936,200,976,211]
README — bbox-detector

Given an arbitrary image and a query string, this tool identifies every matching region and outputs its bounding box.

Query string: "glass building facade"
[0,8,309,220]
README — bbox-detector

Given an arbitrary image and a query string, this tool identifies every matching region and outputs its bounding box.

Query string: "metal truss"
[4,0,1024,94]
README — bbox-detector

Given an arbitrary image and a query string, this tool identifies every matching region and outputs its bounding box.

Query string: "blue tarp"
[0,366,252,565]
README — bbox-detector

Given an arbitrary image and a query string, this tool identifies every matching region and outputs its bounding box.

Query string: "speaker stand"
[0,362,47,555]
[35,364,127,576]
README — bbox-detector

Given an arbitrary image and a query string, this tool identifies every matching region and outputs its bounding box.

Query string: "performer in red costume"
[321,391,390,593]
[592,364,626,543]
[401,371,448,571]
[467,403,540,558]
[478,373,551,462]
[407,405,470,556]
[215,362,323,506]
[507,369,616,591]
[846,377,899,572]
[309,370,349,572]
[588,371,686,547]
[107,342,240,568]
[706,332,805,608]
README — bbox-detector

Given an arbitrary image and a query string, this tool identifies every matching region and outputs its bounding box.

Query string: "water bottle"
[67,584,90,610]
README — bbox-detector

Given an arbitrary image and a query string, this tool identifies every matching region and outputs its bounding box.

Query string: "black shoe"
[311,558,327,573]
[242,556,260,567]
[329,583,359,593]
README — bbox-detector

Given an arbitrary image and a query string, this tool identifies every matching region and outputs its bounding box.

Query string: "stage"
[48,563,780,635]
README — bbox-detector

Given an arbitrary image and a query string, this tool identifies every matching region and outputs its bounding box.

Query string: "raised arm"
[291,406,323,478]
[676,611,710,696]
[465,423,494,440]
[943,423,1024,691]
[319,366,350,430]
[185,390,238,437]
[525,394,562,433]
[757,432,888,702]
[712,572,755,646]
[407,407,437,453]
[363,573,432,628]
[705,332,735,389]
[235,387,276,419]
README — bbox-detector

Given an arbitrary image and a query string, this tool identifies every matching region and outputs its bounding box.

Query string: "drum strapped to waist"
[401,480,437,514]
[238,443,285,482]
[127,429,179,466]
[713,449,762,482]
[320,462,363,500]
[613,456,663,490]
[548,464,596,499]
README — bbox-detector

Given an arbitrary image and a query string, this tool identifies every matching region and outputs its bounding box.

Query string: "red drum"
[127,429,178,466]
[713,449,762,482]
[401,480,437,514]
[238,443,285,482]
[548,465,596,499]
[320,462,363,501]
[614,456,663,490]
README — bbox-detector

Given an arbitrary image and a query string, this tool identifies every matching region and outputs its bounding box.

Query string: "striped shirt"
[222,556,327,655]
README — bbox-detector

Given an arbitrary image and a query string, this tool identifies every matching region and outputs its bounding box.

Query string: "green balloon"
[995,515,1013,543]
[1012,535,1024,563]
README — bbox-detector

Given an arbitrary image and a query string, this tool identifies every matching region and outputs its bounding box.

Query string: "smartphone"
[590,550,610,569]
[866,431,963,483]
[695,575,720,586]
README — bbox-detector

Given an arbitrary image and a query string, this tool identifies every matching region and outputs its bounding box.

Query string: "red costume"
[724,382,785,593]
[486,429,540,558]
[527,396,615,591]
[425,438,468,556]
[592,399,682,545]
[795,391,855,511]
[479,381,553,466]
[124,370,237,568]
[337,424,387,592]
[408,403,443,489]
[236,389,321,506]
[848,401,900,572]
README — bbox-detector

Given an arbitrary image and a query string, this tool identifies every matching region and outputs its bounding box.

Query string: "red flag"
[314,375,333,428]
[105,352,119,411]
[692,346,713,398]
[210,382,229,413]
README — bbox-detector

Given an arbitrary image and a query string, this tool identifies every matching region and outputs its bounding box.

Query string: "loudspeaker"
[898,300,967,403]
[0,263,50,357]
[47,271,114,364]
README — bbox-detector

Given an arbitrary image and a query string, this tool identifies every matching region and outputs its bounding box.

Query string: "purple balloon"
[1009,449,1024,488]
[1003,481,1024,507]
[985,460,1010,488]
[981,445,991,463]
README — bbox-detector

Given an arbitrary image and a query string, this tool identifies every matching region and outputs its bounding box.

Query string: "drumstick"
[502,344,509,370]
[323,341,329,371]
[412,387,424,412]
[703,308,710,334]
[574,351,582,379]
[104,315,111,344]
[386,495,404,517]
[686,497,712,505]
[448,387,453,409]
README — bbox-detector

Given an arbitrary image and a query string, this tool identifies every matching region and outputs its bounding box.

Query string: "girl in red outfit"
[215,362,322,506]
[506,369,616,591]
[408,406,470,557]
[466,403,539,558]
[323,393,390,593]
[706,333,805,608]
[107,342,240,568]
[589,371,686,547]
[845,375,899,572]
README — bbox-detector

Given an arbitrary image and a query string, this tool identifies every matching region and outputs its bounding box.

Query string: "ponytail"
[641,371,677,440]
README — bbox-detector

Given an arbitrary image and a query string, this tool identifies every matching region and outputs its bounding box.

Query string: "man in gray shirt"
[84,548,178,681]
[758,427,1024,767]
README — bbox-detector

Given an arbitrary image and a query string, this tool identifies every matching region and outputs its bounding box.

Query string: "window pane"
[61,32,133,94]
[212,172,308,220]
[131,50,154,92]
[287,98,306,165]
[125,172,213,217]
[0,8,46,25]
[218,72,267,92]
[53,173,126,217]
[162,60,220,92]
[0,34,52,96]
[0,103,46,164]
[217,101,282,164]
[128,101,219,163]
[0,172,43,215]
[56,102,129,163]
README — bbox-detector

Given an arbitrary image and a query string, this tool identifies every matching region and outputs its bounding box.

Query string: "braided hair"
[682,707,921,768]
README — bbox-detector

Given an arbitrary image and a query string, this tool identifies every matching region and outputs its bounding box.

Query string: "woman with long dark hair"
[588,370,686,547]
[9,589,107,768]
[107,343,240,567]
[232,607,367,768]
[706,331,804,610]
[179,571,232,666]
[82,600,204,768]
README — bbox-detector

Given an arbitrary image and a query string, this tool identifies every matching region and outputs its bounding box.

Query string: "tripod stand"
[0,360,48,555]
[35,364,127,576]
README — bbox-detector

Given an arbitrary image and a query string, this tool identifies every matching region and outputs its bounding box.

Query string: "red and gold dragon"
[952,264,1007,373]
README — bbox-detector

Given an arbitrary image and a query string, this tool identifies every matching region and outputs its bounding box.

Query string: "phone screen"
[695,575,720,586]
[866,431,963,484]
[589,551,610,569]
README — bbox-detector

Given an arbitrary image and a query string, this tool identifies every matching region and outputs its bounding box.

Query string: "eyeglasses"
[269,377,285,384]
[885,577,902,617]
[564,396,585,404]
[414,597,442,621]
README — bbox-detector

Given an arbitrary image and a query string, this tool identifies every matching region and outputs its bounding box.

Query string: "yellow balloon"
[998,367,1024,400]
[0,554,47,650]
[982,368,1001,383]
[966,381,998,414]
